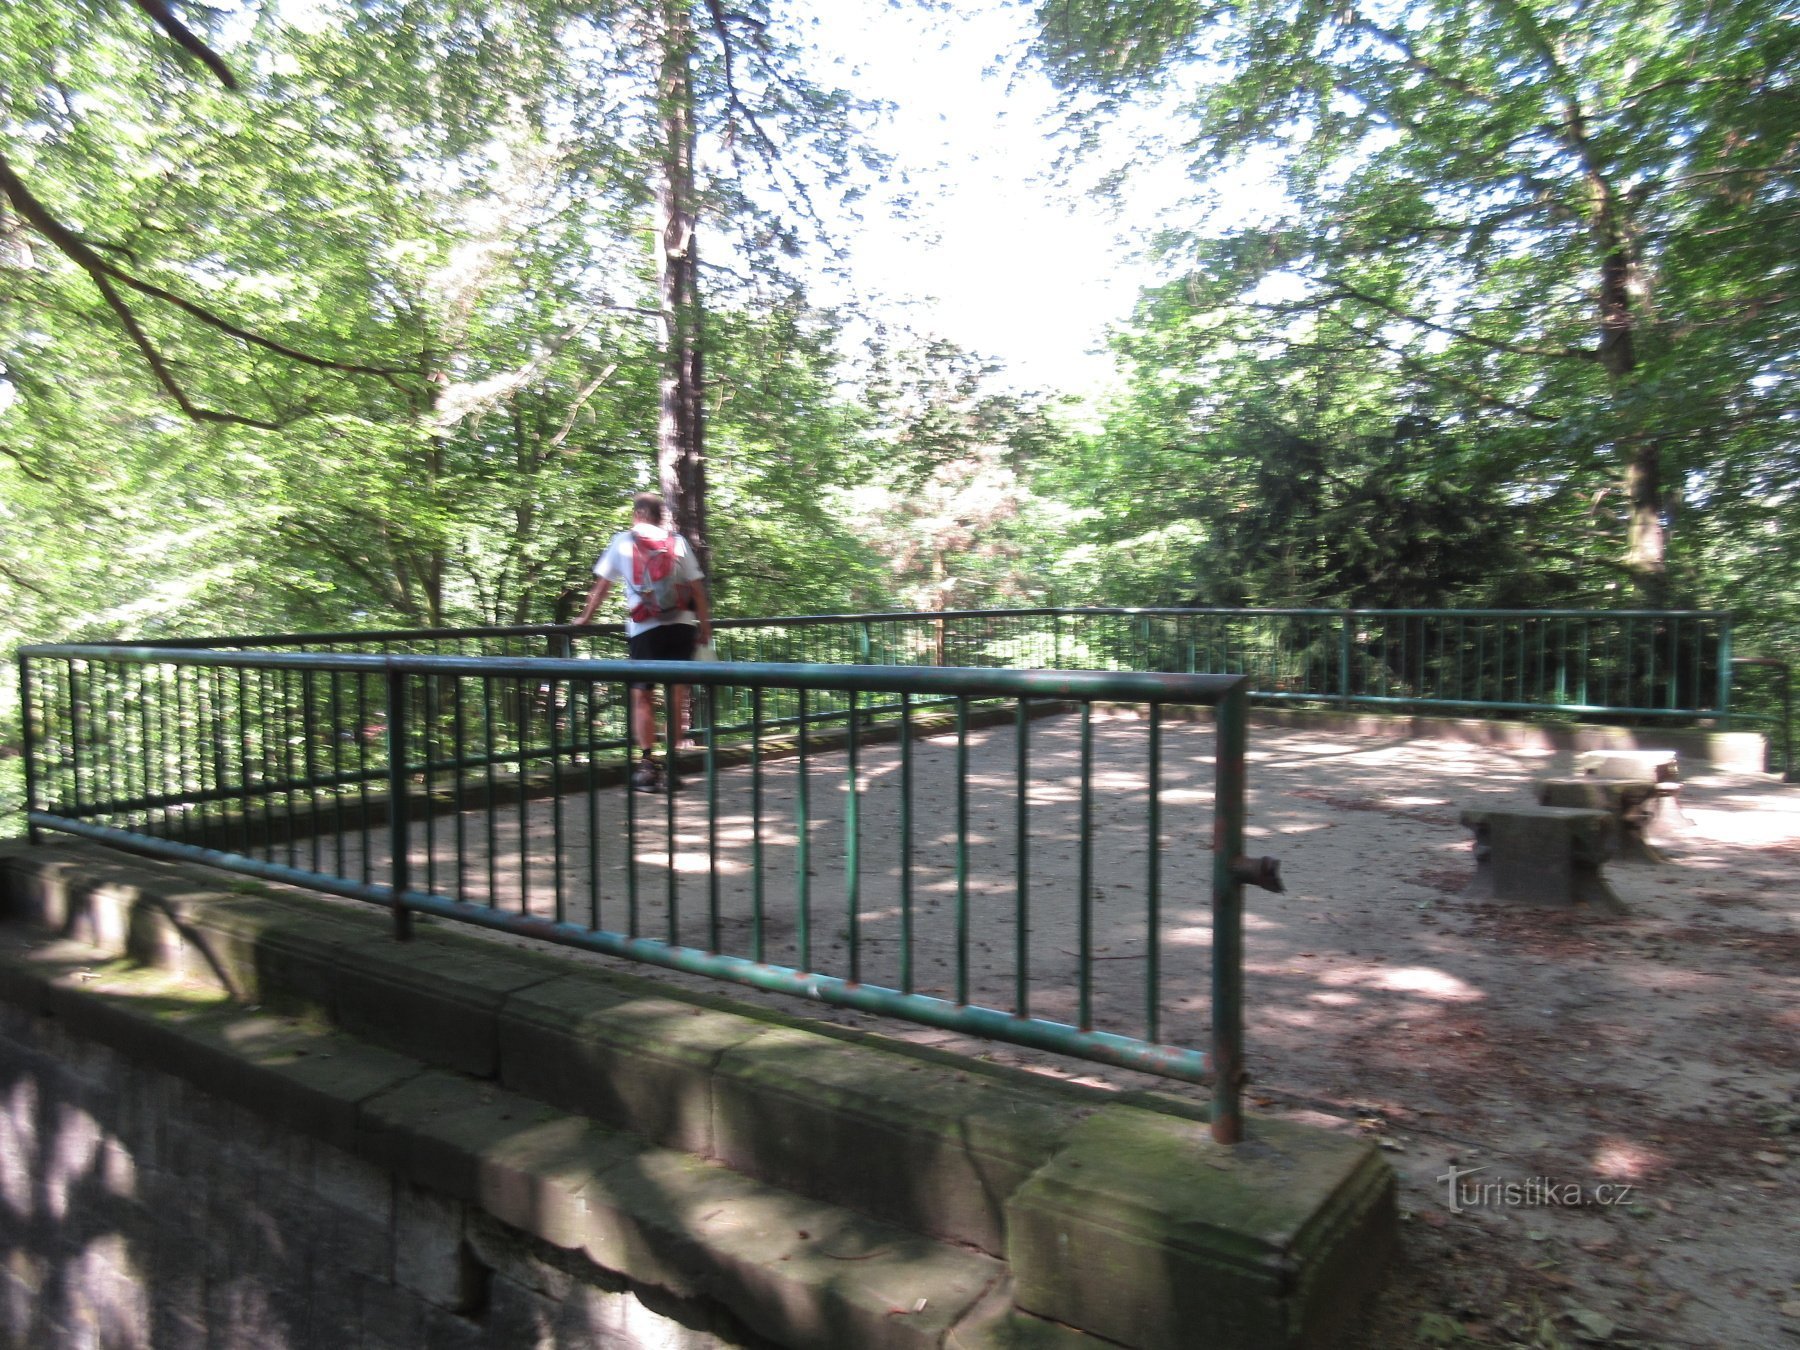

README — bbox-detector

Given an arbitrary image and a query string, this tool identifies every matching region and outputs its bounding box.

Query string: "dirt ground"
[349,710,1800,1349]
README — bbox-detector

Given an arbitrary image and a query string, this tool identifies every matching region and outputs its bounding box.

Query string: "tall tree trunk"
[655,1,710,578]
[1586,158,1666,604]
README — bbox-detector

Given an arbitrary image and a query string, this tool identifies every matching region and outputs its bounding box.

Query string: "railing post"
[1716,616,1733,730]
[1211,681,1248,1144]
[386,668,413,941]
[1338,610,1353,707]
[19,654,41,844]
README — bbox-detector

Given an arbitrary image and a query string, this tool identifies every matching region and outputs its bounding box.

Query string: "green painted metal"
[1078,703,1093,1032]
[385,669,412,942]
[846,689,861,986]
[956,694,971,1007]
[1015,698,1029,1019]
[664,678,679,946]
[752,685,766,962]
[706,685,720,951]
[1147,702,1161,1045]
[900,692,914,995]
[1211,685,1248,1145]
[796,688,812,971]
[18,604,1785,1100]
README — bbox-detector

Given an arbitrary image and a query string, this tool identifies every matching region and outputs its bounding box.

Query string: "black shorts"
[626,623,697,690]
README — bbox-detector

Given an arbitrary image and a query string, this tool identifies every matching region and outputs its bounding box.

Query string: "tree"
[1032,0,1800,604]
[0,0,416,432]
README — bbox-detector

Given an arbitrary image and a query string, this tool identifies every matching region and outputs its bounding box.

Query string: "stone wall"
[0,997,752,1350]
[0,841,1398,1350]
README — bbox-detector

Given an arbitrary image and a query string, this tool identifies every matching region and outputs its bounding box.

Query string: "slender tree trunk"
[1587,163,1666,603]
[655,1,710,578]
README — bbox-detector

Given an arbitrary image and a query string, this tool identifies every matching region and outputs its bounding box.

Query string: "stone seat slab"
[1460,805,1626,912]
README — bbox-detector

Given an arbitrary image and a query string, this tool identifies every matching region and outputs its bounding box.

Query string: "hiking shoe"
[631,759,663,792]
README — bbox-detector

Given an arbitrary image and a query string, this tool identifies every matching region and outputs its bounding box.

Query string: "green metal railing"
[113,605,1748,726]
[19,643,1271,1142]
[684,607,1783,770]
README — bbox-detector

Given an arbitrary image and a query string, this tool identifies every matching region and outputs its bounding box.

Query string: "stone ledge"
[0,933,1009,1350]
[0,840,1398,1348]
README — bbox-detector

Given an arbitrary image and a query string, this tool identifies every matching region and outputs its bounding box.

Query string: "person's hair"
[631,492,665,524]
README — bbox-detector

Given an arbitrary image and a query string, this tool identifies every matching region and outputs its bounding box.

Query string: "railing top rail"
[77,605,1735,652]
[21,644,1252,706]
[100,622,588,649]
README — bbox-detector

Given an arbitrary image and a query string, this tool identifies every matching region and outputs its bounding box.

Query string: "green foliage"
[1030,0,1800,621]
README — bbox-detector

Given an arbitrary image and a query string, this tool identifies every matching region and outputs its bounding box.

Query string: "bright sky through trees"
[805,0,1192,395]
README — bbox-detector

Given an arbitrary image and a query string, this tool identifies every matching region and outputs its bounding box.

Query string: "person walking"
[575,492,712,791]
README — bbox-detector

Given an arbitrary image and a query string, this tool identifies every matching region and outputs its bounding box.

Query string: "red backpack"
[628,533,687,623]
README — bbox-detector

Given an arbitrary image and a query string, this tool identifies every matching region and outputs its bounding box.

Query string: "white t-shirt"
[594,526,704,637]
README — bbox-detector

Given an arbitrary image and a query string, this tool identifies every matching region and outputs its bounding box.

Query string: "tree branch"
[0,148,416,426]
[133,0,239,89]
[0,443,56,484]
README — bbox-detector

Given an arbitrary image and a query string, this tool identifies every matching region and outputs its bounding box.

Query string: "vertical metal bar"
[707,683,720,953]
[752,685,765,961]
[1579,623,1591,708]
[1716,616,1734,728]
[586,681,601,930]
[1535,616,1547,708]
[19,655,40,844]
[453,677,468,903]
[301,669,320,872]
[357,673,373,886]
[664,679,679,944]
[625,681,639,939]
[1146,702,1162,1043]
[955,694,970,1006]
[1339,610,1352,706]
[517,678,530,915]
[1015,697,1030,1019]
[71,659,89,823]
[1211,685,1247,1145]
[846,689,861,985]
[129,664,147,835]
[329,671,346,878]
[101,662,119,829]
[257,673,273,860]
[387,669,413,941]
[208,665,228,855]
[483,677,498,905]
[552,677,567,926]
[282,667,299,867]
[796,688,811,972]
[1078,702,1093,1030]
[423,675,439,898]
[900,692,914,995]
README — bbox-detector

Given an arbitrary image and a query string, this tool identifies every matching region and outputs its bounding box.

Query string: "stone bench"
[1534,777,1666,862]
[1572,748,1691,842]
[1576,748,1680,784]
[1460,804,1627,913]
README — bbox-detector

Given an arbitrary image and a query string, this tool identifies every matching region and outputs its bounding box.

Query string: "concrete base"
[0,839,1397,1350]
[1007,1108,1395,1350]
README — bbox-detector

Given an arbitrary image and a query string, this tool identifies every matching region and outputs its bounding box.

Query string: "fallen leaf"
[1567,1307,1615,1340]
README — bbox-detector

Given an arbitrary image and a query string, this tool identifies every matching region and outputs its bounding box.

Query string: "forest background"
[2,0,1796,815]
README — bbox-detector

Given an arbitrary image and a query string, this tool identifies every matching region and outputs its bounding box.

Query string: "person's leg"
[674,685,691,747]
[631,686,657,755]
[626,629,663,789]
